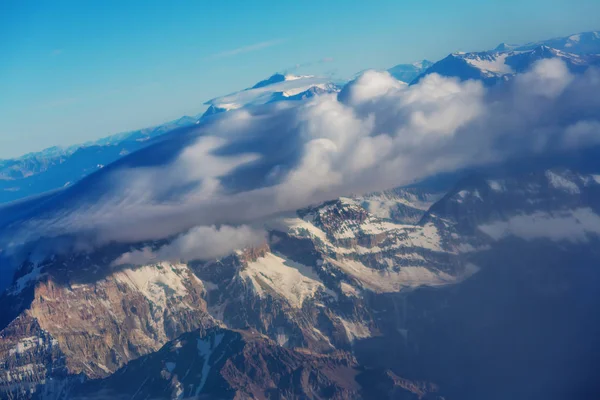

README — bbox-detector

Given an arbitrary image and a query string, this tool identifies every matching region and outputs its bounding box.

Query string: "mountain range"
[2,30,599,206]
[1,30,600,400]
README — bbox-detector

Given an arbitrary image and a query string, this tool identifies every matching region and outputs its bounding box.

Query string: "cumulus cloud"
[113,225,267,265]
[3,59,600,263]
[514,58,573,98]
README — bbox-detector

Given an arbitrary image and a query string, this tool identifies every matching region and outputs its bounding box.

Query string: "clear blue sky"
[1,0,599,159]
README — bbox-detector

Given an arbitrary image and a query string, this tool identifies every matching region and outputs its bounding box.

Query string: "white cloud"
[4,59,600,260]
[514,57,573,98]
[478,208,600,242]
[338,70,406,105]
[113,225,266,265]
[562,120,600,149]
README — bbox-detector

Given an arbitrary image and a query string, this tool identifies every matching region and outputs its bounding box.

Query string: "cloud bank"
[113,225,267,265]
[478,208,600,243]
[3,59,600,264]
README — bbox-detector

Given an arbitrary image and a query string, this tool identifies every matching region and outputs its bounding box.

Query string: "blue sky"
[1,0,599,159]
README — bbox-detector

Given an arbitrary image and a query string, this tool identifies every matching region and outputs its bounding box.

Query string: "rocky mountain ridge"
[3,164,600,398]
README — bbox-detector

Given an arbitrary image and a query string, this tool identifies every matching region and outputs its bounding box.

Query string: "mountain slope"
[0,116,199,204]
[414,45,600,85]
[388,60,434,83]
[67,327,443,400]
[201,73,340,117]
[514,30,600,55]
[0,185,472,398]
[2,159,600,399]
[412,30,600,86]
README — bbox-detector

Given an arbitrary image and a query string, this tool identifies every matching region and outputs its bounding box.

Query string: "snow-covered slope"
[412,30,600,86]
[414,45,600,86]
[388,60,434,83]
[0,116,200,204]
[514,30,600,55]
[202,73,340,117]
[4,157,600,398]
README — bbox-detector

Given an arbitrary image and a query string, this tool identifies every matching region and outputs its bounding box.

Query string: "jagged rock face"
[0,188,469,399]
[188,196,475,353]
[0,262,216,398]
[355,187,443,225]
[3,167,600,399]
[0,315,67,399]
[68,327,442,400]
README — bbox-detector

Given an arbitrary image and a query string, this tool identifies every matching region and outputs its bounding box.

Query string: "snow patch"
[206,76,332,110]
[465,53,513,75]
[545,171,580,194]
[588,175,600,185]
[327,258,467,293]
[9,264,45,295]
[340,282,361,297]
[406,223,444,252]
[114,262,194,309]
[9,336,40,356]
[196,333,224,395]
[487,180,504,192]
[338,317,371,342]
[241,252,333,307]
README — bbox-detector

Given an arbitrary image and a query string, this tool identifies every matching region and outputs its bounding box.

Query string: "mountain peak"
[494,42,518,52]
[251,73,314,89]
[251,73,287,89]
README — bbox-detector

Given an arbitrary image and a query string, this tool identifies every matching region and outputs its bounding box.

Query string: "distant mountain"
[388,60,434,83]
[0,73,341,206]
[250,72,288,88]
[0,116,200,204]
[514,30,600,54]
[201,73,341,118]
[414,44,600,86]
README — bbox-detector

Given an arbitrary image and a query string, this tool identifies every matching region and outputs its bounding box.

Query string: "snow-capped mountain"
[412,30,600,86]
[489,31,600,55]
[201,73,341,117]
[387,60,434,83]
[514,30,600,55]
[3,149,600,399]
[0,73,341,206]
[0,116,200,204]
[414,45,600,85]
[2,30,600,400]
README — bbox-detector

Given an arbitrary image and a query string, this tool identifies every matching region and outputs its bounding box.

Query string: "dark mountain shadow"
[353,239,600,400]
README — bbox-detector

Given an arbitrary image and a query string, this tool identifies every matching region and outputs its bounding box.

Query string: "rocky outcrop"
[0,262,216,398]
[68,327,441,400]
[5,168,599,399]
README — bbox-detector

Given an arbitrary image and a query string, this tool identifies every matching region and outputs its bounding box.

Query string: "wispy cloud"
[208,39,285,59]
[51,49,63,56]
